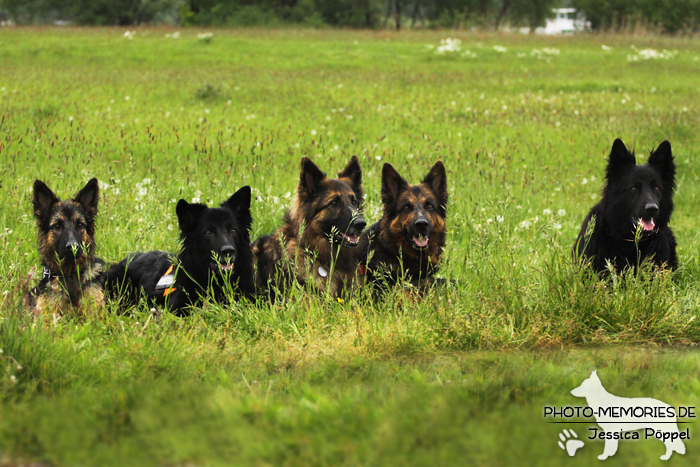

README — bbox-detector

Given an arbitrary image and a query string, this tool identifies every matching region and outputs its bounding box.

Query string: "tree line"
[2,0,700,33]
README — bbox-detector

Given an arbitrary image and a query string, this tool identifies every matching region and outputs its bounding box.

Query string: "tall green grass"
[0,27,699,464]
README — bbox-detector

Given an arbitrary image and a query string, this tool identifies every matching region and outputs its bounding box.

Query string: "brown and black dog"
[358,161,448,291]
[252,156,366,299]
[26,178,106,317]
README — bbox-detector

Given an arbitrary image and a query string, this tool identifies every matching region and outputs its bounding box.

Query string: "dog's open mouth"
[333,232,360,247]
[411,235,430,250]
[633,216,656,233]
[211,261,235,272]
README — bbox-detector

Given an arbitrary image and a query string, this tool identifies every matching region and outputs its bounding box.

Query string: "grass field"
[0,27,699,465]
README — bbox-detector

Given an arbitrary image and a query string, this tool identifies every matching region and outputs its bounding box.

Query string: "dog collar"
[154,264,177,297]
[42,266,60,280]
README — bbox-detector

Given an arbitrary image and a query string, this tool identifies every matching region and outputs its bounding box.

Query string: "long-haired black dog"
[106,186,254,315]
[574,139,676,273]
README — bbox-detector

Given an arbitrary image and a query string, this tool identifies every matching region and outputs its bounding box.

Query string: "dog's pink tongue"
[413,236,429,248]
[640,218,655,231]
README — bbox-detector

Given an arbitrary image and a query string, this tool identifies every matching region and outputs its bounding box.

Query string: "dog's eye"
[402,205,412,213]
[76,222,85,230]
[230,229,237,235]
[654,186,661,192]
[330,199,338,207]
[351,197,358,206]
[205,231,213,236]
[50,223,62,231]
[630,187,637,192]
[426,204,434,211]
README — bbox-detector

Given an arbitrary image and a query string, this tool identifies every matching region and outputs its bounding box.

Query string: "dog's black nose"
[351,217,366,233]
[66,240,79,255]
[645,203,659,215]
[220,245,236,259]
[414,218,430,232]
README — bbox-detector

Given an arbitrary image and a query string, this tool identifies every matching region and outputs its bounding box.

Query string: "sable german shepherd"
[27,178,106,317]
[574,139,677,273]
[358,161,448,290]
[252,156,366,298]
[105,187,254,316]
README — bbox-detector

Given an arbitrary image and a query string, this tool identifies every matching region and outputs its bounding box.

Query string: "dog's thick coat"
[574,139,676,272]
[358,161,448,290]
[252,156,366,298]
[106,187,254,315]
[27,178,106,317]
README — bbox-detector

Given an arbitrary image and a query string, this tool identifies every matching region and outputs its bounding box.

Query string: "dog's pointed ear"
[381,163,408,207]
[176,199,208,234]
[33,180,59,221]
[338,155,362,191]
[606,139,636,178]
[222,186,253,232]
[648,140,675,184]
[423,161,448,213]
[299,157,326,195]
[73,178,99,218]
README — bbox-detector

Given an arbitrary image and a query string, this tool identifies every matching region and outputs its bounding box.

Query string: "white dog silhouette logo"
[571,370,686,460]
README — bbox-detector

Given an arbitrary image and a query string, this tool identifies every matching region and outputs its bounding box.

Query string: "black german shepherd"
[106,186,254,315]
[252,156,366,298]
[358,161,448,290]
[574,139,677,273]
[27,178,106,317]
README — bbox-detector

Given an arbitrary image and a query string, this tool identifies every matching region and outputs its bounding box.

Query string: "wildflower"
[493,45,507,53]
[434,38,462,55]
[557,209,566,216]
[496,215,504,223]
[197,32,213,43]
[543,209,552,215]
[10,375,16,384]
[627,48,677,62]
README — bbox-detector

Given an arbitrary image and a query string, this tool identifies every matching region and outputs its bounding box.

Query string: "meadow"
[0,27,699,465]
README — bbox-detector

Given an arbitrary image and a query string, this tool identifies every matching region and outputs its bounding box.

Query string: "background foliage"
[4,0,700,32]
